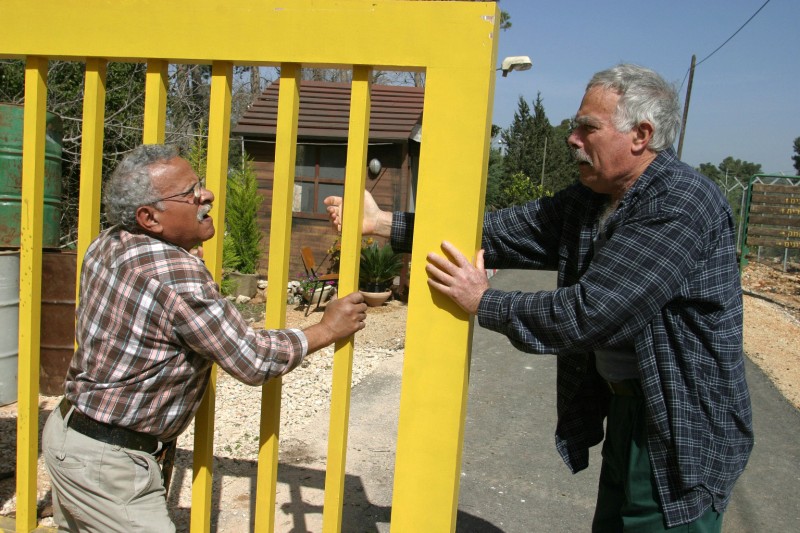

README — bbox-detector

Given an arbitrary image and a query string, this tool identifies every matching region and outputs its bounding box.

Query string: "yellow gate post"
[15,55,48,533]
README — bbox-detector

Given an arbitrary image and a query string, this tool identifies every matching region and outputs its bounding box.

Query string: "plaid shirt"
[65,229,307,442]
[392,149,753,527]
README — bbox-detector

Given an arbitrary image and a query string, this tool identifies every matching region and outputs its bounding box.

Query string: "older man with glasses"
[42,144,368,532]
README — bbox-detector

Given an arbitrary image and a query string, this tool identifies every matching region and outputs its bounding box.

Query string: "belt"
[59,399,160,454]
[605,379,641,397]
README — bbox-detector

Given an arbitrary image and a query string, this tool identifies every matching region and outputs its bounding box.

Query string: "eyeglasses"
[153,180,204,205]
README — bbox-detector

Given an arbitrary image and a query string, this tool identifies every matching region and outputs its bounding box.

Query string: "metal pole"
[540,136,547,188]
[677,54,696,159]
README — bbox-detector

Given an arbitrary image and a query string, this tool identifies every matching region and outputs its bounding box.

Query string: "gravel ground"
[174,298,407,463]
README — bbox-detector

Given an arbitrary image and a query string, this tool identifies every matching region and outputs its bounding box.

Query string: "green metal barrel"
[0,103,63,248]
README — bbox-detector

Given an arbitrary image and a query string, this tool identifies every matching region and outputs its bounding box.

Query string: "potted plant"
[359,242,402,306]
[297,273,336,305]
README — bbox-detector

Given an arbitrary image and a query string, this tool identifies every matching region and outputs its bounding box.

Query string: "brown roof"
[232,79,424,141]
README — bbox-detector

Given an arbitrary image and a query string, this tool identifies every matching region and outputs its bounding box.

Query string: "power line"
[679,0,771,91]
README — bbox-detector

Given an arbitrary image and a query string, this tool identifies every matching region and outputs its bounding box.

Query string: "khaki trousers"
[42,403,176,532]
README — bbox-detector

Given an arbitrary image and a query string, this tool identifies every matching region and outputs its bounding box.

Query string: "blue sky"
[492,0,799,175]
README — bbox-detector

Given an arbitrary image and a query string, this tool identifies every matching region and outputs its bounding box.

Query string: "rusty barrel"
[0,103,63,248]
[39,250,77,395]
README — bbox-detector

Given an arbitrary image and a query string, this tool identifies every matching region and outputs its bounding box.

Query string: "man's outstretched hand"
[426,241,489,315]
[323,190,392,238]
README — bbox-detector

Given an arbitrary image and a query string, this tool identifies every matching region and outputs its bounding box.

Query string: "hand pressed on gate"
[425,241,488,315]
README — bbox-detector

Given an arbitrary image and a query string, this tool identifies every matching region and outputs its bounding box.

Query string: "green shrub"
[224,154,263,274]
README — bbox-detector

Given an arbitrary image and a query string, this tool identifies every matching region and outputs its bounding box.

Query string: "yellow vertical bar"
[254,62,300,533]
[190,60,232,533]
[321,65,371,533]
[76,58,107,282]
[143,59,168,143]
[16,55,48,533]
[390,65,497,533]
[199,60,231,282]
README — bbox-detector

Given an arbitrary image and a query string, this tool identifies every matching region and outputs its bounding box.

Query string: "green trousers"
[592,388,723,533]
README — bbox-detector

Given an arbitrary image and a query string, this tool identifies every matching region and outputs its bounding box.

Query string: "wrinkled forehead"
[149,157,198,191]
[576,86,620,120]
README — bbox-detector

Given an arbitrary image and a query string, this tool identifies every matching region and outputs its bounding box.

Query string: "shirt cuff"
[476,288,508,332]
[288,328,308,371]
[390,212,414,253]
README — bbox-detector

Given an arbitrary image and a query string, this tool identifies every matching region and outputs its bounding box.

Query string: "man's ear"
[632,121,654,152]
[135,205,163,235]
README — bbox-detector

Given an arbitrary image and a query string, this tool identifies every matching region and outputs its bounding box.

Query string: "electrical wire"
[679,0,771,91]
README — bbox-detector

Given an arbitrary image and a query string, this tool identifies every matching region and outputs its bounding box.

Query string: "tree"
[0,59,268,247]
[501,96,536,183]
[224,153,264,274]
[544,118,580,193]
[0,59,147,246]
[484,147,507,210]
[698,162,722,183]
[493,93,577,209]
[793,136,800,175]
[697,157,763,229]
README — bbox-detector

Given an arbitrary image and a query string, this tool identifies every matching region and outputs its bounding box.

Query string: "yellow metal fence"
[0,1,499,531]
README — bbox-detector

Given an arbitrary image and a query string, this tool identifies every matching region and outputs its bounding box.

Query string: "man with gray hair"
[43,144,367,532]
[325,64,753,531]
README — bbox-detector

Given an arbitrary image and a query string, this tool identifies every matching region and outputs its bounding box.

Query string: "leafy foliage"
[697,157,763,228]
[224,154,263,274]
[359,242,402,290]
[793,136,800,175]
[0,59,147,246]
[503,172,553,205]
[489,94,577,209]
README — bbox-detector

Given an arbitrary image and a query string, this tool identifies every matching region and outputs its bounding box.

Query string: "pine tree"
[225,154,264,274]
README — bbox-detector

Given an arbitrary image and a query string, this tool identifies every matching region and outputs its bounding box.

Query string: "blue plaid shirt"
[392,149,753,527]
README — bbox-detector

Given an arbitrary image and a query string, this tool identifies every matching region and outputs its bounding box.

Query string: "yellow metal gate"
[0,1,499,531]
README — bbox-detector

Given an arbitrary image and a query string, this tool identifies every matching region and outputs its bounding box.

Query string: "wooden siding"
[246,139,408,282]
[233,80,424,141]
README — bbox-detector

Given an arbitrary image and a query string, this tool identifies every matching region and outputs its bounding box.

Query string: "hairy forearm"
[371,210,394,239]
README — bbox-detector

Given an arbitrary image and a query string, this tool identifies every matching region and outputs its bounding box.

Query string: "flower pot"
[360,289,392,307]
[303,285,333,305]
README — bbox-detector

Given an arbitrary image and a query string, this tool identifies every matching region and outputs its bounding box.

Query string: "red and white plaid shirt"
[64,228,306,441]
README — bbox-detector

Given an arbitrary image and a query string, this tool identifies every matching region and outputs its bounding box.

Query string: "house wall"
[244,139,410,287]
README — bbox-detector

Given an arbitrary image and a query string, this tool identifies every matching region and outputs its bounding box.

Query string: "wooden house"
[232,79,424,284]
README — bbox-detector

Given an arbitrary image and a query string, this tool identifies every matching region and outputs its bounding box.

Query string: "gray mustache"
[572,149,593,166]
[197,204,212,221]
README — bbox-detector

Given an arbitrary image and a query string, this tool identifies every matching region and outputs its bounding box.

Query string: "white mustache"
[197,204,212,221]
[572,149,593,166]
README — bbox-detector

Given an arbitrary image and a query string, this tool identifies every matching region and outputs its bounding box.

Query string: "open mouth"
[197,204,213,222]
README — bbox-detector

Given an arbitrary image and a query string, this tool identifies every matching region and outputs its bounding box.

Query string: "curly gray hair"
[587,64,681,153]
[103,144,179,230]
